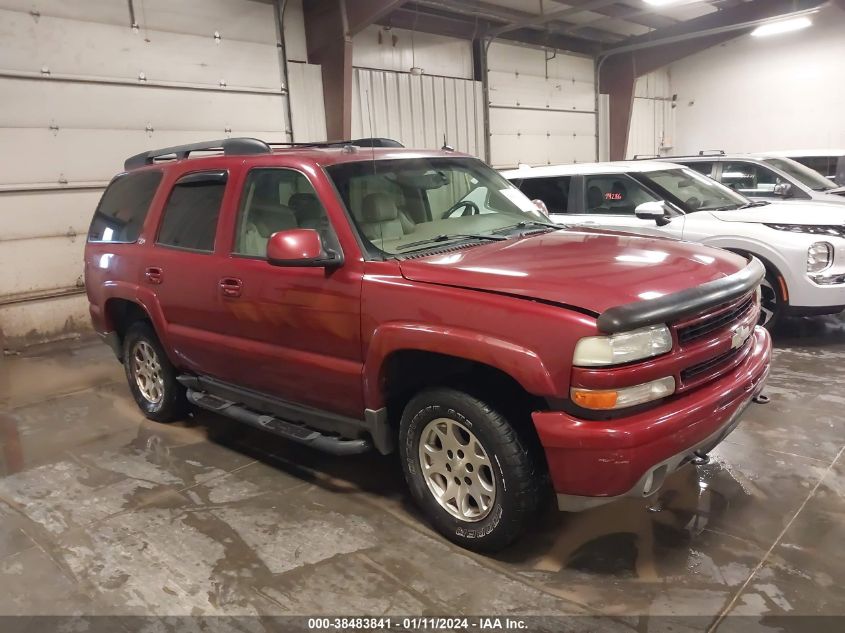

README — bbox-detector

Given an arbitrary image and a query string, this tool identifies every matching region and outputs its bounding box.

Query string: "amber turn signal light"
[571,388,619,410]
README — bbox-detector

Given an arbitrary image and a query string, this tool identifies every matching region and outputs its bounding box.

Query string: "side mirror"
[266,229,342,268]
[773,182,793,198]
[532,199,550,217]
[635,201,671,226]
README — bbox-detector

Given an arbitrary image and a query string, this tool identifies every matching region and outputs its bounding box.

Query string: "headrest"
[361,192,399,222]
[587,186,603,208]
[289,193,321,219]
[253,174,279,203]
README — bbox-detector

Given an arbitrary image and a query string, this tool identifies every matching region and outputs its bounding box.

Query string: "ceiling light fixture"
[751,16,812,37]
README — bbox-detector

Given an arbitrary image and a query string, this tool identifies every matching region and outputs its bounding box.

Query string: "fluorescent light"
[751,16,812,37]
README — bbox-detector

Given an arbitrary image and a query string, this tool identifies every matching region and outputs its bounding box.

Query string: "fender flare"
[103,283,175,359]
[363,322,557,410]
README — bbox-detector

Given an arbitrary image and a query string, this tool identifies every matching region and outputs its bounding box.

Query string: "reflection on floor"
[1,315,844,630]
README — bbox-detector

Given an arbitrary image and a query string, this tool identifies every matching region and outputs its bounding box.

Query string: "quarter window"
[234,169,332,257]
[583,175,658,215]
[88,170,163,242]
[157,171,227,252]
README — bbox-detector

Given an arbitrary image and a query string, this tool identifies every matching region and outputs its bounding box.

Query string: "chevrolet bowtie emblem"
[731,324,752,350]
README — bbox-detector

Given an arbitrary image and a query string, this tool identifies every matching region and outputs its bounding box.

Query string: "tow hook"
[691,450,710,466]
[752,394,770,404]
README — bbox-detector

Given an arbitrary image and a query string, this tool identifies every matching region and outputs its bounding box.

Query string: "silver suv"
[650,152,845,205]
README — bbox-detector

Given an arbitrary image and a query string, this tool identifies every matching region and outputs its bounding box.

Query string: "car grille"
[680,344,745,384]
[676,295,754,345]
[671,291,759,392]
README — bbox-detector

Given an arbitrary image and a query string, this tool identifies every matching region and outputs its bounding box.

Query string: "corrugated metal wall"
[626,69,674,159]
[0,0,318,345]
[352,68,484,157]
[487,41,597,168]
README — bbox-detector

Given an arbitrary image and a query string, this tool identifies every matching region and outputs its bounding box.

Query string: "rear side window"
[517,176,571,214]
[88,170,163,242]
[157,171,227,252]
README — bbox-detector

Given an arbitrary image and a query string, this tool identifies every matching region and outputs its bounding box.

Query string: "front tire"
[399,388,542,552]
[123,321,187,422]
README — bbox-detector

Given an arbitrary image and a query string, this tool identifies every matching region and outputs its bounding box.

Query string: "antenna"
[365,88,377,173]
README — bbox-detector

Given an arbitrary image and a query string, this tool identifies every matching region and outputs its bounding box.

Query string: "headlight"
[573,324,672,367]
[807,242,833,273]
[571,376,676,410]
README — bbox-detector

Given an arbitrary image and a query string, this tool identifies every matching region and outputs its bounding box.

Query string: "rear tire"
[759,271,784,331]
[123,321,187,422]
[399,387,542,552]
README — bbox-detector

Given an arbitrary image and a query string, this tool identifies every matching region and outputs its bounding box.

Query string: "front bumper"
[533,326,771,511]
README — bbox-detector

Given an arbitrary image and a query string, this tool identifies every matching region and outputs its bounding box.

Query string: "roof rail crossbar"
[632,154,660,160]
[124,137,271,170]
[698,149,726,156]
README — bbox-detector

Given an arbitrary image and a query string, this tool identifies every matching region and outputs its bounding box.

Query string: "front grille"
[677,295,754,345]
[681,346,742,383]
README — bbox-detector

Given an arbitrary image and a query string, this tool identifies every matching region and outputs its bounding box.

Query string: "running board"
[186,389,372,456]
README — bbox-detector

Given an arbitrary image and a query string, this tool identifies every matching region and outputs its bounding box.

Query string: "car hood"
[710,201,845,224]
[398,229,747,315]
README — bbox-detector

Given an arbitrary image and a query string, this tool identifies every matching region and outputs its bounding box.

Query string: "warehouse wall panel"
[352,68,483,158]
[626,69,674,159]
[353,25,472,80]
[0,0,299,345]
[487,41,597,168]
[669,5,845,153]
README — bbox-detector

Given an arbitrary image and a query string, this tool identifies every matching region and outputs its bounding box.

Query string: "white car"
[502,161,845,329]
[652,152,845,205]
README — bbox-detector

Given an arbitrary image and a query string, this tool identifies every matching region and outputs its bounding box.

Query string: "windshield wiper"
[491,220,559,234]
[396,233,507,252]
[738,200,769,209]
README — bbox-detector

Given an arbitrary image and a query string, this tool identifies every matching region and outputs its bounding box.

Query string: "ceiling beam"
[379,7,601,54]
[346,0,410,36]
[602,0,826,54]
[490,0,619,36]
[558,0,680,34]
[401,1,620,49]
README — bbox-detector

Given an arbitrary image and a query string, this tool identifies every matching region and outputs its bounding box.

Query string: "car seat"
[360,192,406,242]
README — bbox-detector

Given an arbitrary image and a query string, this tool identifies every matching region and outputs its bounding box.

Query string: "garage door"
[352,68,484,158]
[0,0,293,345]
[487,41,597,168]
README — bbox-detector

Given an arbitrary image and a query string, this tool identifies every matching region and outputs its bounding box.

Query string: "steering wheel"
[685,196,701,210]
[441,200,481,219]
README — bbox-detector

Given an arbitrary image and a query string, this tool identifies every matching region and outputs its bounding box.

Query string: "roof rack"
[265,137,404,149]
[698,149,726,156]
[632,154,660,160]
[124,137,271,170]
[124,137,405,170]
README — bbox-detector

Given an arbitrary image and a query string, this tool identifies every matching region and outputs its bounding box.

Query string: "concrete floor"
[1,316,844,631]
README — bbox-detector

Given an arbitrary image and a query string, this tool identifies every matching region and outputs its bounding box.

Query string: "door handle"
[219,277,243,298]
[144,267,163,284]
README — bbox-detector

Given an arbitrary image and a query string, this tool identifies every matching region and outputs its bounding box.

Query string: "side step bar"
[186,389,372,456]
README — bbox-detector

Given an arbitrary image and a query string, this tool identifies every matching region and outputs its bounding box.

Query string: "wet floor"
[1,316,844,631]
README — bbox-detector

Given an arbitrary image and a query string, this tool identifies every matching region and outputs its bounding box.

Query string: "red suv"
[85,137,771,550]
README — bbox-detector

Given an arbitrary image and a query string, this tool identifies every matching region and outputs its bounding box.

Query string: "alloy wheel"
[418,417,496,522]
[132,340,164,404]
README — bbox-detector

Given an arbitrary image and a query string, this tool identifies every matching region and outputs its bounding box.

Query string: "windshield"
[761,157,838,191]
[326,157,552,255]
[636,168,749,212]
